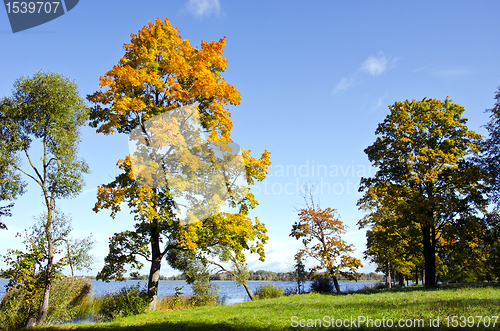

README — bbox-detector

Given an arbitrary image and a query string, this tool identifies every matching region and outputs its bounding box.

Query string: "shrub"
[0,276,92,330]
[190,280,219,307]
[253,283,283,299]
[310,276,334,293]
[99,284,149,320]
[155,286,190,311]
[283,286,299,296]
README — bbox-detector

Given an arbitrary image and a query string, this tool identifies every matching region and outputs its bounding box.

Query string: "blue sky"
[1,0,499,277]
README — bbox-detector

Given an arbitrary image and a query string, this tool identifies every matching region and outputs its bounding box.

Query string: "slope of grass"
[37,283,500,330]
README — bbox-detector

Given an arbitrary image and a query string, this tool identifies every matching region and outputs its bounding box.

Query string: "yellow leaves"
[88,16,242,142]
[88,16,271,279]
[242,149,271,185]
[291,199,361,278]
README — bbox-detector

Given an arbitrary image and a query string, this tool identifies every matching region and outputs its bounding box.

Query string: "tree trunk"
[415,266,418,285]
[385,261,392,288]
[242,282,255,301]
[25,318,36,328]
[34,206,54,326]
[332,276,341,293]
[147,230,162,309]
[422,224,436,286]
[398,271,404,286]
[34,275,51,326]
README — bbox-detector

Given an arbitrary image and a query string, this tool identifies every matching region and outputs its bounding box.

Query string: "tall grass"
[72,284,219,322]
[0,276,92,330]
[98,284,149,320]
[73,294,104,321]
[253,283,284,299]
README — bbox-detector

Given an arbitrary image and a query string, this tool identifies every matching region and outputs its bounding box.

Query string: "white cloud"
[360,52,392,76]
[412,65,429,73]
[435,67,473,78]
[332,75,356,95]
[82,187,97,195]
[332,52,397,95]
[413,64,473,78]
[371,92,389,111]
[185,0,220,18]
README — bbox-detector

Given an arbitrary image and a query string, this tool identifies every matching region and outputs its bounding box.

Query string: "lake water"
[0,279,380,304]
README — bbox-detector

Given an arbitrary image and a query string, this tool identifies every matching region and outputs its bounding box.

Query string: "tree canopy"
[87,17,270,305]
[0,71,90,326]
[482,86,500,204]
[359,97,487,286]
[290,187,362,293]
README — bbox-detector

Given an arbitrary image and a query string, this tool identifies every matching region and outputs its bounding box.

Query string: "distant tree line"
[121,271,383,282]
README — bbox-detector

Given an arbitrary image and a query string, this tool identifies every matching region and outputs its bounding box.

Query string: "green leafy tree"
[0,71,90,325]
[1,211,94,324]
[359,97,487,286]
[166,249,219,305]
[62,230,95,277]
[202,247,256,301]
[290,186,362,293]
[0,98,25,230]
[482,209,500,280]
[294,251,308,294]
[167,244,257,301]
[482,86,500,203]
[87,18,270,306]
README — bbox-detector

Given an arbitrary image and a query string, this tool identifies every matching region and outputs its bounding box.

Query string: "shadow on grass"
[231,296,499,314]
[344,281,500,295]
[40,320,500,331]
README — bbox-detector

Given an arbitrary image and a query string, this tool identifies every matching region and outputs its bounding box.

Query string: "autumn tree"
[358,184,422,287]
[359,97,487,286]
[0,71,90,326]
[290,187,362,293]
[87,18,270,306]
[439,210,500,282]
[439,215,485,282]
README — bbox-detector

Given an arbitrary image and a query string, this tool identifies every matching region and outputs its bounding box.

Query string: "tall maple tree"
[87,18,270,305]
[359,97,487,286]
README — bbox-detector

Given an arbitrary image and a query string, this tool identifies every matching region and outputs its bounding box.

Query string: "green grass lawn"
[38,284,500,331]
